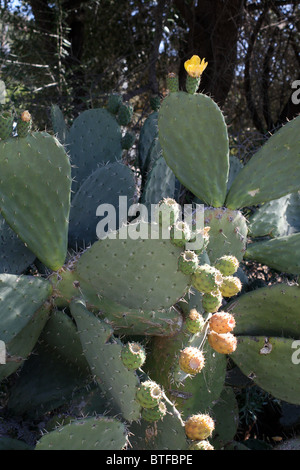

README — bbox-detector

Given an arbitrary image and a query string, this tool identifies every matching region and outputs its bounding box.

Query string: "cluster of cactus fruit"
[0,58,299,451]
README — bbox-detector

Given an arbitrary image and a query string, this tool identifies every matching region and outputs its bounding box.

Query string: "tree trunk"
[174,0,244,107]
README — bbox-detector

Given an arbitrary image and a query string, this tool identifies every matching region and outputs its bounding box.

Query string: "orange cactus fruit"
[207,330,237,354]
[209,311,236,334]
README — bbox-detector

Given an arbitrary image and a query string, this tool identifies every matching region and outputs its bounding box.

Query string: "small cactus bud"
[117,103,133,126]
[0,110,13,140]
[188,440,214,450]
[121,342,146,370]
[220,276,242,298]
[185,414,215,441]
[170,221,191,248]
[121,130,136,150]
[136,380,162,409]
[150,94,161,111]
[209,311,236,334]
[179,346,205,375]
[17,110,32,137]
[155,198,181,228]
[202,290,223,313]
[191,264,223,294]
[214,255,239,276]
[142,401,167,422]
[184,309,205,334]
[166,72,179,93]
[207,330,237,354]
[107,93,123,115]
[178,250,199,275]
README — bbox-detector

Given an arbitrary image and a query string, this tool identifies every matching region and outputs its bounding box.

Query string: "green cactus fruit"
[220,276,242,298]
[178,250,199,275]
[17,111,32,137]
[188,440,214,450]
[186,75,200,95]
[107,93,123,115]
[166,72,179,93]
[155,197,181,228]
[142,401,167,422]
[0,111,13,140]
[179,347,205,375]
[192,226,210,255]
[120,342,146,370]
[136,380,162,409]
[185,414,215,441]
[191,264,223,294]
[202,290,223,313]
[214,255,239,276]
[150,94,161,111]
[121,130,136,149]
[184,309,205,334]
[117,102,133,126]
[170,220,191,247]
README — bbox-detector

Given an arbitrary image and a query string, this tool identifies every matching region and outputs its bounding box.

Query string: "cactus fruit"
[202,290,223,313]
[136,381,163,409]
[141,401,167,422]
[170,221,191,247]
[191,264,223,294]
[214,255,239,276]
[192,226,210,255]
[185,414,215,441]
[179,347,205,375]
[120,342,146,370]
[220,276,242,298]
[166,72,179,93]
[178,250,199,275]
[207,331,237,355]
[184,309,205,334]
[188,440,214,450]
[209,312,236,334]
[150,94,161,111]
[117,103,133,126]
[0,111,13,140]
[121,130,136,150]
[107,93,123,115]
[155,197,181,227]
[17,110,32,137]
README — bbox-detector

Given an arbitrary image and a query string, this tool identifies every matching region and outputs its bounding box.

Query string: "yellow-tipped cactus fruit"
[214,255,239,276]
[185,414,215,440]
[191,264,223,294]
[220,276,242,298]
[179,346,205,375]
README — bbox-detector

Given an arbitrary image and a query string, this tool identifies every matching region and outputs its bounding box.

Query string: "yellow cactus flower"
[184,55,208,78]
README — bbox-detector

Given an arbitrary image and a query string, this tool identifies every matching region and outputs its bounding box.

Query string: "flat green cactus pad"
[35,416,127,450]
[0,132,71,270]
[76,220,190,311]
[158,92,229,207]
[227,283,300,338]
[0,274,52,343]
[245,232,300,274]
[231,336,300,405]
[226,114,300,209]
[70,300,141,422]
[66,108,123,192]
